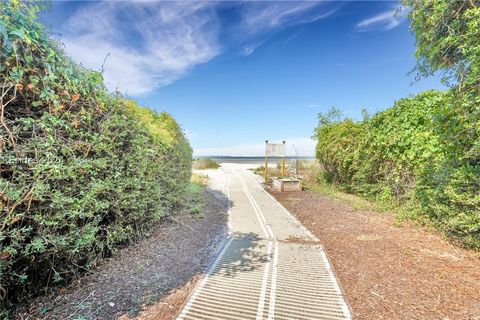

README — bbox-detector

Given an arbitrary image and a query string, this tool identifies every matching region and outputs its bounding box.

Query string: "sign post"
[265,140,286,183]
[264,140,269,184]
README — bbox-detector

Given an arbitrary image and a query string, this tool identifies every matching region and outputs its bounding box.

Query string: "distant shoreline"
[194,156,315,164]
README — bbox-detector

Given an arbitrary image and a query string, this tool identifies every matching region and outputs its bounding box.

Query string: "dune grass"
[193,158,220,170]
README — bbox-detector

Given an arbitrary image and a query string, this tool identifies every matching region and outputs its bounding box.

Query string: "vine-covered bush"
[404,0,480,247]
[314,110,365,187]
[314,90,479,247]
[315,0,480,248]
[0,1,192,311]
[356,91,446,200]
[314,91,445,200]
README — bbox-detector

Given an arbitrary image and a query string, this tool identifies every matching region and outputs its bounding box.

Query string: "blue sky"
[41,1,444,156]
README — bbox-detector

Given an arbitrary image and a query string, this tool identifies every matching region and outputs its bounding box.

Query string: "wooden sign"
[265,143,285,157]
[264,140,286,183]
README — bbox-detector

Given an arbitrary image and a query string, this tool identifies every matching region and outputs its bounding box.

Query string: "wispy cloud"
[56,1,340,95]
[356,5,408,32]
[60,1,220,95]
[235,2,340,58]
[307,104,320,108]
[241,1,339,35]
[241,39,265,56]
[194,137,316,157]
[281,30,304,47]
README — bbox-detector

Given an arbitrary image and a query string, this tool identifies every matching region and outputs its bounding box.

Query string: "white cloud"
[235,2,340,58]
[356,5,408,32]
[60,1,220,95]
[57,1,340,95]
[241,2,338,34]
[241,40,265,56]
[307,104,319,108]
[194,137,316,157]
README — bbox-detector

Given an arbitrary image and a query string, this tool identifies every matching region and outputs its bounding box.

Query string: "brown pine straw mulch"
[269,189,480,320]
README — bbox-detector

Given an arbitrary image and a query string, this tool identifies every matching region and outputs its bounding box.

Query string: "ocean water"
[195,156,315,164]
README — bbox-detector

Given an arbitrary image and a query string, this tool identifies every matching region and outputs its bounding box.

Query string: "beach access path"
[177,163,351,320]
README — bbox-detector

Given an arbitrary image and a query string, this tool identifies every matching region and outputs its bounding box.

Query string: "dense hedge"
[315,91,445,199]
[314,90,479,247]
[315,1,480,248]
[406,0,480,248]
[0,1,192,311]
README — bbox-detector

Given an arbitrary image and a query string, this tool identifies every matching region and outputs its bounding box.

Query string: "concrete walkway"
[178,164,351,320]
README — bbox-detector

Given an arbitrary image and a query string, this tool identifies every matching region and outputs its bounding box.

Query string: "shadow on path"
[213,232,269,278]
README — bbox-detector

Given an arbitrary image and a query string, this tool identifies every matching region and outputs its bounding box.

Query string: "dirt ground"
[269,188,480,320]
[16,187,228,320]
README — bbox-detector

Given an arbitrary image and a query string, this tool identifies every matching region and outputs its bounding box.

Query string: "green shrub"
[314,91,445,197]
[314,89,477,247]
[314,116,365,188]
[314,1,480,247]
[406,0,480,247]
[357,91,445,198]
[314,87,480,247]
[416,157,480,247]
[0,1,192,312]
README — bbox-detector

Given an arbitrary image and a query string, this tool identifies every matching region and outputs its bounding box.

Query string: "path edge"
[175,167,232,320]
